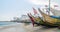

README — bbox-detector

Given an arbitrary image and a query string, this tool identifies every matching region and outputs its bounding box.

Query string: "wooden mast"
[48,0,50,15]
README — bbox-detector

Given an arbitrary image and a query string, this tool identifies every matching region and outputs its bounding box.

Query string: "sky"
[0,0,60,21]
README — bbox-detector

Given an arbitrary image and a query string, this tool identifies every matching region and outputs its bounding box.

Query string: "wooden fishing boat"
[27,13,45,26]
[38,8,60,27]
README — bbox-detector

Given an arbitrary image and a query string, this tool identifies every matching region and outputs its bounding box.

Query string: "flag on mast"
[33,7,38,15]
[45,5,48,7]
[54,5,58,7]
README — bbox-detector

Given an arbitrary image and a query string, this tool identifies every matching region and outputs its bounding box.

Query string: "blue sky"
[0,0,60,21]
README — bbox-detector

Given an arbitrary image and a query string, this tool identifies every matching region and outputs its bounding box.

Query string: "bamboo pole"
[48,0,50,15]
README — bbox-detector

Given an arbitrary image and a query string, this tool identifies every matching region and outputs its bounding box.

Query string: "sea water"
[0,22,60,32]
[0,21,16,26]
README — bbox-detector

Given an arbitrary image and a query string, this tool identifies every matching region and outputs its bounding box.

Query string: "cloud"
[28,0,58,7]
[29,0,48,5]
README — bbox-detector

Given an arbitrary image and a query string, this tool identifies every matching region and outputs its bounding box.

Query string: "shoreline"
[0,23,60,32]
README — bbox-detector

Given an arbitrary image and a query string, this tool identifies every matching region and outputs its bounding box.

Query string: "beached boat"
[27,8,60,27]
[27,13,44,26]
[38,8,60,27]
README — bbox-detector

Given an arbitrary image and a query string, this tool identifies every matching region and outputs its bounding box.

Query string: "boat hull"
[38,8,60,27]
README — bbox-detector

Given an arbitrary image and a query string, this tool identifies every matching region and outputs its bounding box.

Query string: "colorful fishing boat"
[27,13,45,26]
[38,8,60,27]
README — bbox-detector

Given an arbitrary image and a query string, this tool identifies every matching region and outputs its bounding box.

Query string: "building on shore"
[11,15,31,23]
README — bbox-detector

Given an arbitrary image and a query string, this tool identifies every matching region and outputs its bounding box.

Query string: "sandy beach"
[23,23,60,32]
[0,23,60,32]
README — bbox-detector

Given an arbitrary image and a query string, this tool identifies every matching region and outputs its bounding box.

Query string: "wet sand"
[0,23,60,32]
[23,23,60,32]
